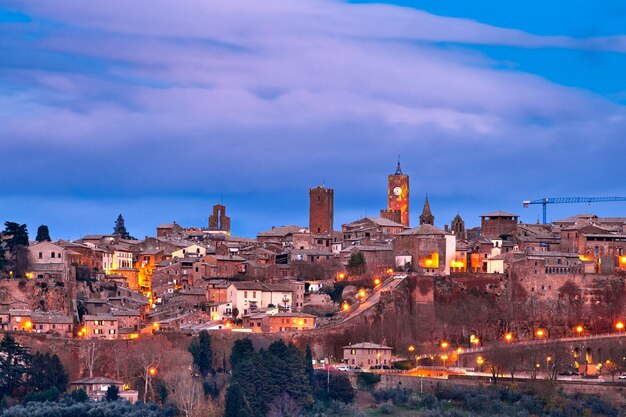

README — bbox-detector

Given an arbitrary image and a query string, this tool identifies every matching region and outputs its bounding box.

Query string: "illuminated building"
[387,160,410,227]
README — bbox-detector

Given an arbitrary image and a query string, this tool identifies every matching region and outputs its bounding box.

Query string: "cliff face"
[0,279,73,313]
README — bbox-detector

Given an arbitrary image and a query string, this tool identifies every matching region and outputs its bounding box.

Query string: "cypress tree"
[224,383,250,417]
[35,225,51,242]
[189,330,213,378]
[0,333,31,397]
[305,344,315,388]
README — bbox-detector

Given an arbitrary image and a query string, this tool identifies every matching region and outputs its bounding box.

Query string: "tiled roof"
[399,224,446,236]
[480,210,518,217]
[343,342,392,350]
[257,225,308,237]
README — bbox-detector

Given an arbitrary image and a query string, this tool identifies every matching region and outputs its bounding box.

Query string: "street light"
[576,325,583,335]
[358,289,366,298]
[504,333,513,342]
[546,356,552,376]
[342,302,350,311]
[408,345,415,352]
[441,341,449,349]
[441,354,448,367]
[536,329,545,338]
[616,322,624,332]
[374,277,381,286]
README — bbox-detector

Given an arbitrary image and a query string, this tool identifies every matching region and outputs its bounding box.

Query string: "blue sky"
[1,0,626,239]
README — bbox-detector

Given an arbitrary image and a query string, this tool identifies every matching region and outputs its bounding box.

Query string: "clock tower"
[387,160,410,227]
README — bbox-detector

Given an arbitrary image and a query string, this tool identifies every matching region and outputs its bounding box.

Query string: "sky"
[1,0,626,239]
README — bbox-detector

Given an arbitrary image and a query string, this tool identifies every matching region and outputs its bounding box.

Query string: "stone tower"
[208,204,231,234]
[451,214,465,238]
[309,186,334,235]
[419,195,435,226]
[387,160,410,227]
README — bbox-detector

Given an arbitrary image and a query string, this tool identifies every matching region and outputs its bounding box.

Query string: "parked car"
[334,365,350,372]
[618,372,626,380]
[558,370,579,376]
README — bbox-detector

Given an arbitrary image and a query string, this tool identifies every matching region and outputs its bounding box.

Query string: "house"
[31,312,73,337]
[343,342,393,368]
[69,377,138,403]
[242,312,316,332]
[28,241,79,281]
[81,314,119,339]
[342,217,406,244]
[157,222,184,237]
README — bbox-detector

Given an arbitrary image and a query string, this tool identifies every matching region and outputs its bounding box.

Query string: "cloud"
[1,0,625,236]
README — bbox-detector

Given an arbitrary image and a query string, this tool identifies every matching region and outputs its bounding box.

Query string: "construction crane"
[523,197,626,224]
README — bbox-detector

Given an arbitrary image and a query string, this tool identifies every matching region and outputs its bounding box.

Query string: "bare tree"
[267,393,303,417]
[129,337,167,403]
[78,339,101,378]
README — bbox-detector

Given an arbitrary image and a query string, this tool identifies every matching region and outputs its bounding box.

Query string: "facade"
[342,217,406,244]
[480,211,519,239]
[82,314,119,339]
[387,161,410,227]
[28,241,76,281]
[343,342,393,368]
[393,224,451,275]
[243,312,316,332]
[309,185,334,235]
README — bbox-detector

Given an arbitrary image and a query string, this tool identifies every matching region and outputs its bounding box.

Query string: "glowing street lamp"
[441,354,448,367]
[536,329,545,338]
[616,322,624,332]
[504,333,513,342]
[440,341,449,349]
[24,320,32,331]
[342,302,350,311]
[576,325,583,335]
[149,367,157,376]
[408,345,415,352]
[358,289,366,298]
[374,277,381,286]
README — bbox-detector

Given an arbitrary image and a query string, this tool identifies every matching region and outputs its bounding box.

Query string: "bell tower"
[387,159,410,227]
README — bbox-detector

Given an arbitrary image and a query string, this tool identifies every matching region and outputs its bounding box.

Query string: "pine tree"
[105,384,119,401]
[113,214,130,239]
[305,344,315,388]
[230,338,254,369]
[35,225,51,242]
[2,222,30,278]
[224,383,250,417]
[0,333,31,397]
[28,352,68,393]
[189,330,213,378]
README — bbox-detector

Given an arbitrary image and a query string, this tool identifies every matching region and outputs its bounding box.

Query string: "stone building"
[480,211,519,239]
[309,185,334,235]
[393,224,454,275]
[419,195,435,226]
[343,342,393,368]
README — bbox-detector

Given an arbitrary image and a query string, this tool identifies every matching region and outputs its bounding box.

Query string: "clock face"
[393,186,402,196]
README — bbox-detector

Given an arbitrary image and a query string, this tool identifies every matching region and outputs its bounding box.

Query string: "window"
[38,252,42,259]
[51,252,55,258]
[244,291,248,298]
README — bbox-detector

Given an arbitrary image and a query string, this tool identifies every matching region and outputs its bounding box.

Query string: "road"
[319,274,407,329]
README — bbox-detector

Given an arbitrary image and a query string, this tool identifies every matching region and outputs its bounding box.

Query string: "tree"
[113,214,131,239]
[0,243,6,271]
[267,392,303,417]
[224,383,251,417]
[35,225,51,242]
[78,340,101,379]
[347,251,366,276]
[2,222,30,278]
[0,333,31,397]
[28,352,68,393]
[313,371,354,403]
[71,388,89,402]
[231,308,239,321]
[230,338,254,369]
[189,330,213,378]
[105,384,120,401]
[305,345,315,388]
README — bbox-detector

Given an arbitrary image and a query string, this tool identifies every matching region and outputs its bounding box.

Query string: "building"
[393,224,454,275]
[156,222,183,237]
[28,241,78,281]
[342,217,406,244]
[480,211,519,239]
[419,195,435,226]
[81,314,119,339]
[208,204,231,235]
[387,160,410,227]
[343,342,393,368]
[309,185,334,235]
[243,312,316,332]
[69,377,138,403]
[215,281,302,316]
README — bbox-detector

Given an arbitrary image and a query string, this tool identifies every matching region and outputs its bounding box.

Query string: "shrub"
[392,360,412,370]
[356,372,380,390]
[372,388,411,406]
[379,400,395,415]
